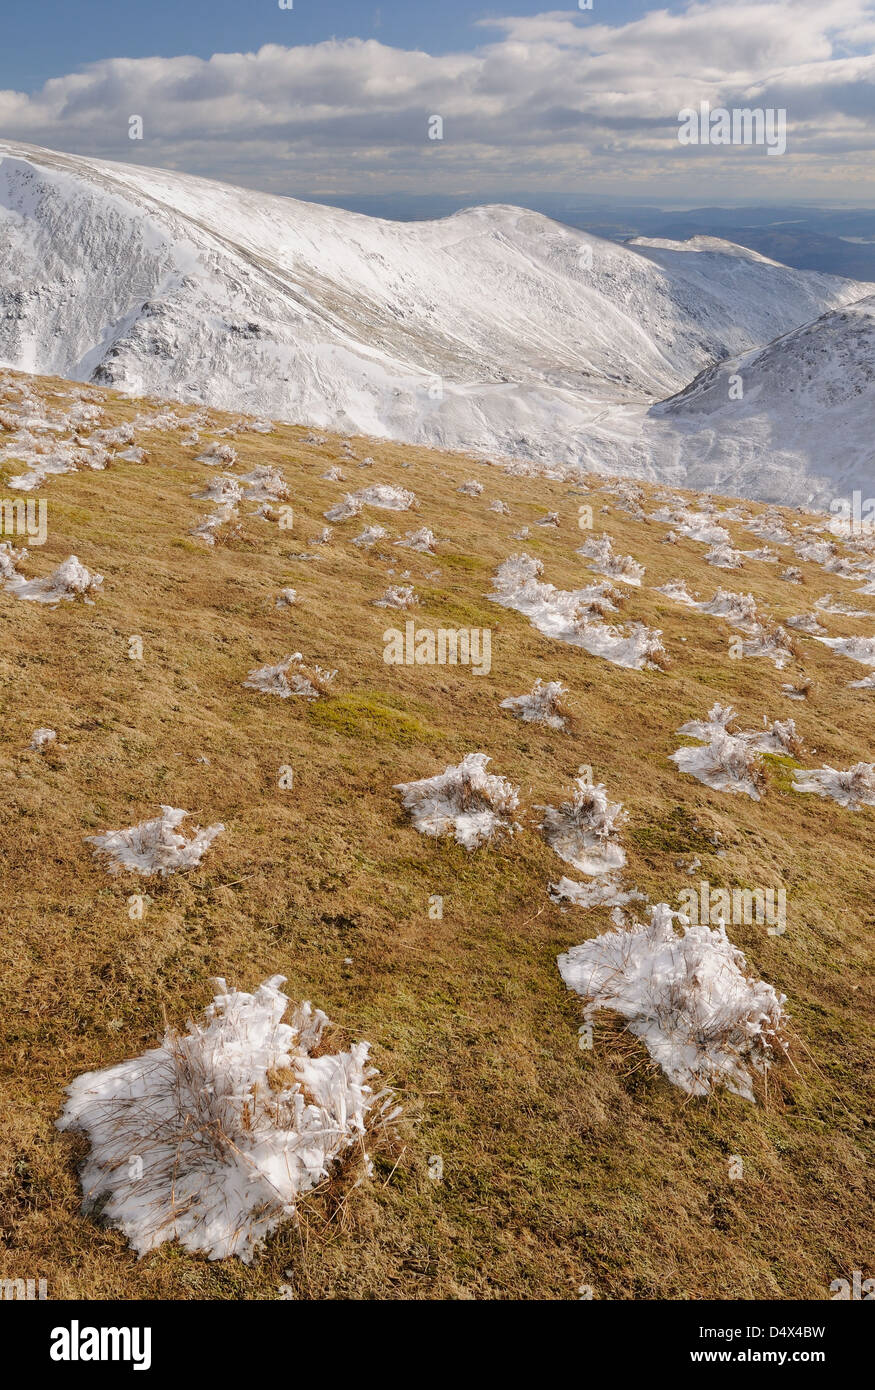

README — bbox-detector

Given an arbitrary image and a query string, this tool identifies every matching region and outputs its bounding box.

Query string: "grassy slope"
[0,369,872,1300]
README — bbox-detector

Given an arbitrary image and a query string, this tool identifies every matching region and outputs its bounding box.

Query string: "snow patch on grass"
[538,779,627,875]
[85,806,224,877]
[500,678,570,730]
[57,975,395,1262]
[243,653,336,699]
[558,902,788,1100]
[395,752,520,851]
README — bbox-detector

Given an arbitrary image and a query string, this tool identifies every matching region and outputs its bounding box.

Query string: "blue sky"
[1,2,659,87]
[0,1,872,202]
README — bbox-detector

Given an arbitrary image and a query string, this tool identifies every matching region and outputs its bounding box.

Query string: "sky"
[0,0,873,203]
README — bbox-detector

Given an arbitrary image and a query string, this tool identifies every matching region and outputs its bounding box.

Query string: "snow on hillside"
[0,141,866,490]
[646,295,875,506]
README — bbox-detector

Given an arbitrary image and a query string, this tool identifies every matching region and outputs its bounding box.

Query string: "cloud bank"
[0,1,872,197]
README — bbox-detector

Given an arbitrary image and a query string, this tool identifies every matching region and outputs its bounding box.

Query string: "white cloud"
[0,1,872,196]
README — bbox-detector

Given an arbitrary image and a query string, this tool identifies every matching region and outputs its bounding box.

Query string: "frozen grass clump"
[651,506,729,546]
[747,513,791,545]
[814,593,871,617]
[240,466,288,501]
[698,588,760,631]
[324,494,361,522]
[671,721,766,799]
[549,875,645,909]
[787,613,825,635]
[396,527,437,553]
[654,578,698,606]
[792,763,875,810]
[814,635,875,667]
[85,806,224,877]
[705,544,744,569]
[57,975,396,1262]
[500,678,570,730]
[0,541,26,581]
[676,705,801,769]
[326,484,415,522]
[196,442,237,466]
[192,502,238,545]
[5,555,102,605]
[538,779,627,875]
[558,903,788,1101]
[739,625,797,670]
[243,653,336,699]
[351,525,388,548]
[578,533,644,585]
[373,584,417,609]
[489,554,665,670]
[395,752,520,851]
[193,476,242,506]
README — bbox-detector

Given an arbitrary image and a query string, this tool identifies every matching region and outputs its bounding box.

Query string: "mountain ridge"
[0,140,869,500]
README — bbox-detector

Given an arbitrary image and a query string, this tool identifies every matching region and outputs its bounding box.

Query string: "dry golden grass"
[0,368,872,1300]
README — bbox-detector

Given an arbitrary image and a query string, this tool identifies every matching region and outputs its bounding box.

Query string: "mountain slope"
[1,366,872,1299]
[648,295,875,504]
[0,141,866,474]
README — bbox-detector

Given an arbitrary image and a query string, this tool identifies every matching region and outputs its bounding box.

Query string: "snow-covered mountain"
[645,295,875,504]
[0,140,867,487]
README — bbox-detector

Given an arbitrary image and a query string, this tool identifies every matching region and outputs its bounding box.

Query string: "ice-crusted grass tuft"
[739,625,798,670]
[578,533,645,585]
[395,752,520,851]
[57,975,397,1262]
[559,903,788,1100]
[500,678,570,730]
[325,484,416,522]
[698,588,760,631]
[243,653,336,699]
[549,875,645,909]
[705,544,744,570]
[373,584,417,610]
[85,806,224,877]
[351,525,388,548]
[538,779,627,875]
[396,526,437,553]
[671,704,800,798]
[654,578,698,606]
[0,540,26,581]
[240,465,288,501]
[814,635,875,668]
[29,727,57,750]
[672,728,766,800]
[792,763,875,810]
[196,442,237,467]
[490,553,666,670]
[4,555,102,604]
